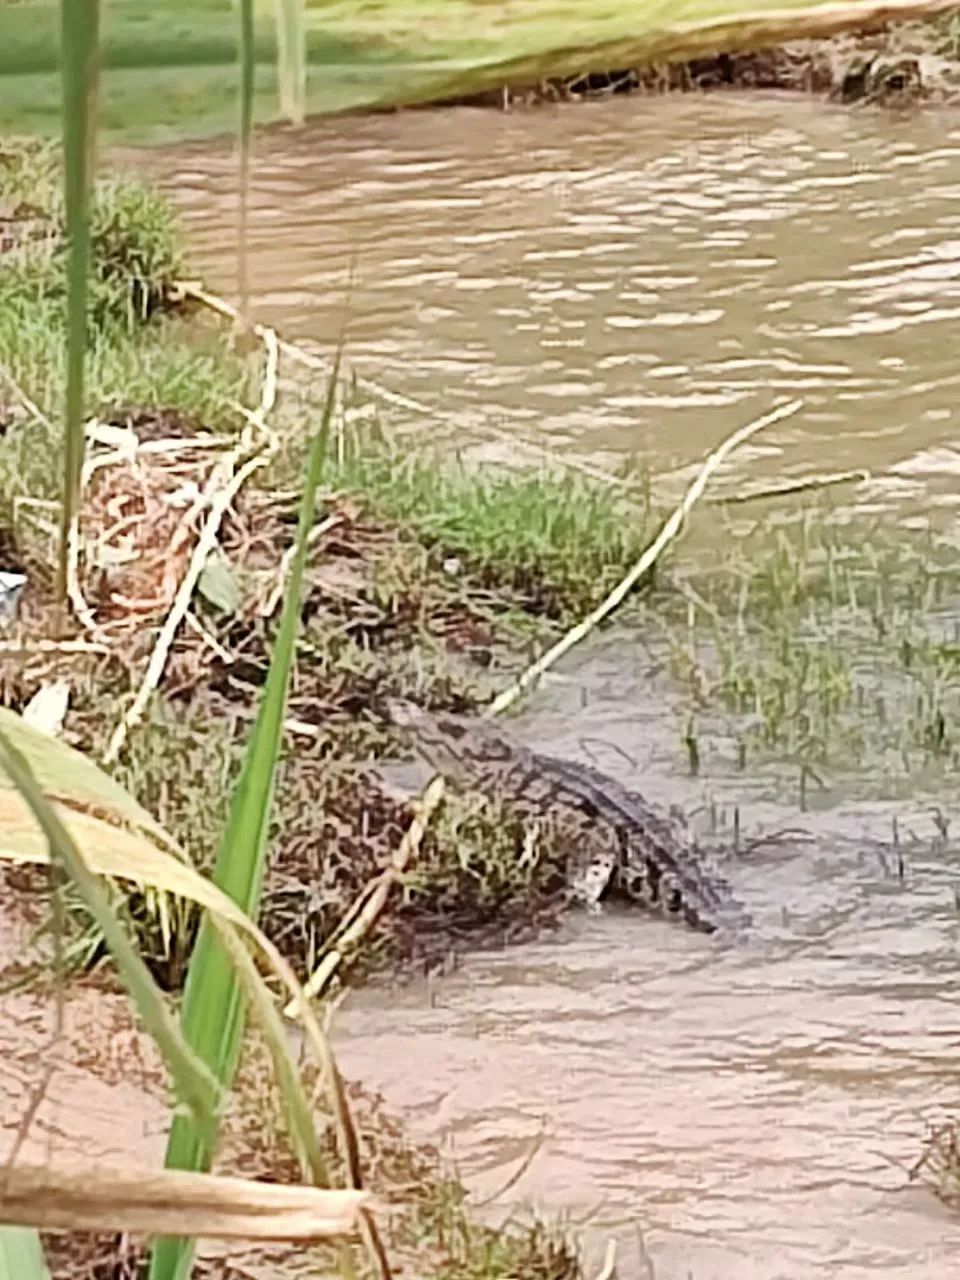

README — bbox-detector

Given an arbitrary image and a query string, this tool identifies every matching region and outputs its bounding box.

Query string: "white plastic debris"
[0,570,27,625]
[23,679,71,738]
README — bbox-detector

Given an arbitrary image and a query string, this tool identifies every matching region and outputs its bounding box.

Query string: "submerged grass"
[654,506,960,793]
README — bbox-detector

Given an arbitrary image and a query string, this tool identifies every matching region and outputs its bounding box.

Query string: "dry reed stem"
[259,513,342,618]
[0,1164,367,1240]
[486,398,804,718]
[708,467,869,505]
[592,1240,618,1280]
[66,430,96,630]
[172,280,649,500]
[283,775,446,1017]
[101,328,281,765]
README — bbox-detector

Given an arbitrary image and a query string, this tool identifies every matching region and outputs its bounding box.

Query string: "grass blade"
[275,0,306,124]
[0,1226,50,1280]
[0,731,221,1143]
[149,365,340,1280]
[237,0,254,318]
[57,0,99,601]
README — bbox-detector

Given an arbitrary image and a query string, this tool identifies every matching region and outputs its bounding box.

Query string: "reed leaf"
[0,1166,365,1241]
[275,0,306,124]
[0,706,178,850]
[0,1226,50,1280]
[0,730,221,1144]
[149,365,340,1280]
[57,0,99,601]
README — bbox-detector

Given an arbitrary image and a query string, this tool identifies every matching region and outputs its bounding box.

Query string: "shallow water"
[336,637,960,1279]
[145,92,960,1274]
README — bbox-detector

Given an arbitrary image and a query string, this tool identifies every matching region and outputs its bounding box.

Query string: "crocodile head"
[385,698,514,788]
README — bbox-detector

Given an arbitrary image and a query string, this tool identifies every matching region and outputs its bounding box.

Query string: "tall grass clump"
[327,423,656,620]
[660,507,960,788]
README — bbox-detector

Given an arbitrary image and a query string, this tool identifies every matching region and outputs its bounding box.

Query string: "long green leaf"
[149,365,340,1280]
[57,0,99,601]
[0,731,221,1143]
[0,1226,50,1280]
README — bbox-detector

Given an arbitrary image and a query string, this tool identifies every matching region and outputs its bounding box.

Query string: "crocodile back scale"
[387,699,746,935]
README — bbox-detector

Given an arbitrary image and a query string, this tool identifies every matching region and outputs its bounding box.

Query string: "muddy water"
[146,95,960,1275]
[159,93,960,514]
[338,636,960,1280]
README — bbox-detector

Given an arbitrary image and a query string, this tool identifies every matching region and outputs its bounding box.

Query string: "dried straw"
[0,1163,366,1240]
[486,398,804,718]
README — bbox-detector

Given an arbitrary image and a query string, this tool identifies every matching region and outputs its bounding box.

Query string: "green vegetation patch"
[653,506,960,793]
[329,425,654,623]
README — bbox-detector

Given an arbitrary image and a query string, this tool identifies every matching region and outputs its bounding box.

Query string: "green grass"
[655,506,960,793]
[326,423,655,623]
[1,0,949,140]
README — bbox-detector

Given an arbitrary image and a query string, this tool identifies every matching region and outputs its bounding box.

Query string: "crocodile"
[387,699,743,935]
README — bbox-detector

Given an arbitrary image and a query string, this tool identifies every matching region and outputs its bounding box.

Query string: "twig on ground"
[283,776,446,1017]
[708,467,869,505]
[259,513,342,618]
[0,363,52,429]
[183,609,235,664]
[101,325,282,764]
[0,638,109,654]
[486,399,803,718]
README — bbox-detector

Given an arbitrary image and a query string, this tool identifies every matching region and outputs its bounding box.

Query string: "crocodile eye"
[626,873,647,898]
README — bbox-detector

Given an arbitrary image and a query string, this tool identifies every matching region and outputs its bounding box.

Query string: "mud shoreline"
[428,21,960,113]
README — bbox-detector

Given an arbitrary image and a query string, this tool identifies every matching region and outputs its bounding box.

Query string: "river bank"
[452,17,960,110]
[4,7,960,143]
[6,117,960,1278]
[0,136,666,1278]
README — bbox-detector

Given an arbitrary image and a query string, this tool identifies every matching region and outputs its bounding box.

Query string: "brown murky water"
[130,94,960,1273]
[159,93,960,517]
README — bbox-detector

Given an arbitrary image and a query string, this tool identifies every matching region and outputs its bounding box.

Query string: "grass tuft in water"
[653,506,960,792]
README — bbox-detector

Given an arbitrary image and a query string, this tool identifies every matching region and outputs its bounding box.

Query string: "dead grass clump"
[79,416,223,639]
[911,1118,960,1207]
[261,765,569,984]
